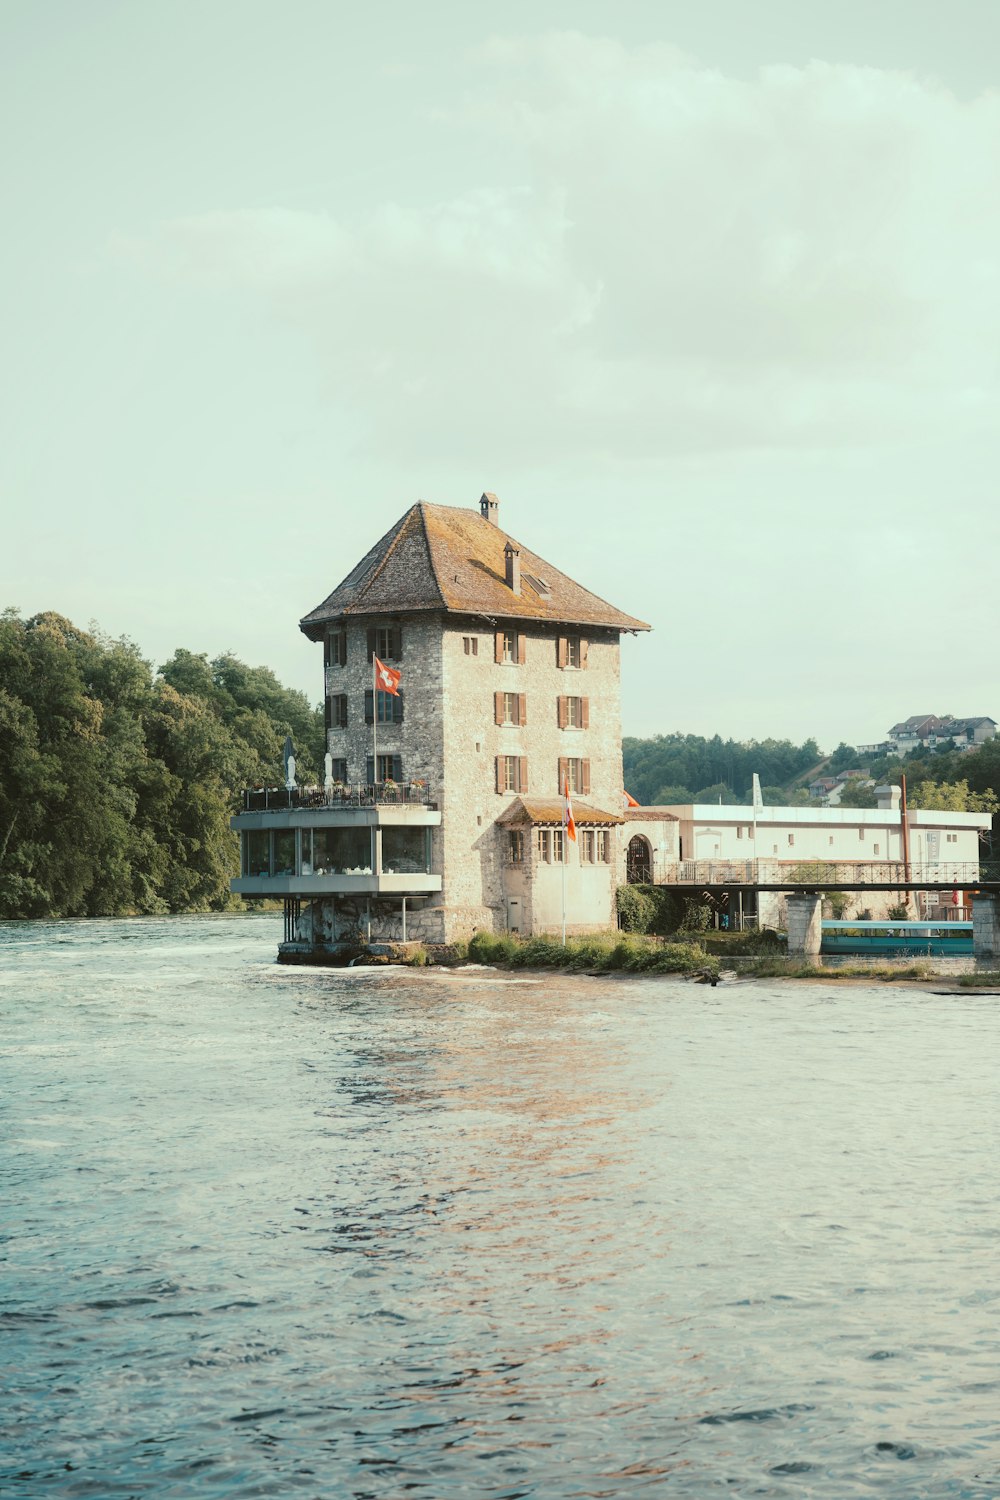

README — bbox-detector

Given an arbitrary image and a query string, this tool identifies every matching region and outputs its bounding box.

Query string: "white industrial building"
[621,785,991,926]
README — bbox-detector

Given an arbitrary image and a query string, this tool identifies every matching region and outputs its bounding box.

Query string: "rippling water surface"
[2,915,999,1498]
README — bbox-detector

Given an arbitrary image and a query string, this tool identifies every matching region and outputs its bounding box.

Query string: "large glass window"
[381,826,430,875]
[273,830,296,875]
[246,830,269,876]
[313,826,373,874]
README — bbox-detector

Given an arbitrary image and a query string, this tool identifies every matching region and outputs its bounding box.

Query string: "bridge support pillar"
[972,894,1000,962]
[786,893,823,961]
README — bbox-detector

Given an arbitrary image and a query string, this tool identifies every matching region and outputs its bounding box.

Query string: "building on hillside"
[617,786,991,926]
[808,777,838,799]
[877,714,997,755]
[824,769,873,807]
[231,494,649,954]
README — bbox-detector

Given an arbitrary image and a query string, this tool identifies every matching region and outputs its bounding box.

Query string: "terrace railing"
[241,782,433,812]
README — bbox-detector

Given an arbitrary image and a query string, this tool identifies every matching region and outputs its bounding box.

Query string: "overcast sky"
[3,1,998,750]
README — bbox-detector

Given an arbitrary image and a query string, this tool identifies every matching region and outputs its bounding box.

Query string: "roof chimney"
[480,491,499,525]
[876,784,901,811]
[504,539,521,595]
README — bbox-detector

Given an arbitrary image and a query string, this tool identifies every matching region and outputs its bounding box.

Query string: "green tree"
[838,781,879,808]
[649,784,695,805]
[826,742,859,775]
[907,779,998,814]
[762,785,810,806]
[692,782,739,805]
[0,609,327,918]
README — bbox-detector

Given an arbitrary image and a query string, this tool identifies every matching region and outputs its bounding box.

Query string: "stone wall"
[317,613,628,942]
[324,614,444,792]
[441,621,624,939]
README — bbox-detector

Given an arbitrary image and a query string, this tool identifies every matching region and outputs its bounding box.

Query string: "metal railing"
[658,859,997,888]
[241,782,433,812]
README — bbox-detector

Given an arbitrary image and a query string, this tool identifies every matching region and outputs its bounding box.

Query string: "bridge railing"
[659,859,994,888]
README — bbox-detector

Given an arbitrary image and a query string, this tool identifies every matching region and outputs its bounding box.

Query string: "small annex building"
[231,494,650,954]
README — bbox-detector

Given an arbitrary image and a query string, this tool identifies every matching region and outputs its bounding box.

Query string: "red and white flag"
[373,656,401,695]
[563,776,577,843]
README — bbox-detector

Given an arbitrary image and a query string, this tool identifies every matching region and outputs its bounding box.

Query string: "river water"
[2,915,999,1498]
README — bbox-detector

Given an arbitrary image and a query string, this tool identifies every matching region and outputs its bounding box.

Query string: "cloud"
[118,33,1000,462]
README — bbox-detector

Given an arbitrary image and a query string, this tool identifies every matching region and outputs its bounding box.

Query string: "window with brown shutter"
[560,696,589,729]
[495,631,505,664]
[368,626,402,661]
[498,630,526,665]
[558,635,586,669]
[497,756,526,793]
[562,757,590,795]
[329,694,348,729]
[497,692,524,726]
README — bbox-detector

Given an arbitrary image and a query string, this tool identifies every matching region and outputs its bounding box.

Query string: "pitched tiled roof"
[300,501,650,638]
[621,807,679,821]
[496,797,624,827]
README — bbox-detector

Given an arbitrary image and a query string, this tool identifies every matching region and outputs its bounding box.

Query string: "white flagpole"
[561,831,567,947]
[752,772,761,904]
[372,654,378,790]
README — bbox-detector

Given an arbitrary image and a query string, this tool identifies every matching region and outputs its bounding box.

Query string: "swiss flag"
[563,776,577,843]
[374,656,401,695]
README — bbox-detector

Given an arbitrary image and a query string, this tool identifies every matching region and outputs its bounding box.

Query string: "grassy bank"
[366,933,966,983]
[731,957,934,981]
[460,930,717,977]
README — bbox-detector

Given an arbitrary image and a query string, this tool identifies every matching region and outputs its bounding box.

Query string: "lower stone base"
[290,895,508,948]
[277,939,465,967]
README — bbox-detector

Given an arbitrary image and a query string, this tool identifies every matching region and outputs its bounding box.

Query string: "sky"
[2,0,999,750]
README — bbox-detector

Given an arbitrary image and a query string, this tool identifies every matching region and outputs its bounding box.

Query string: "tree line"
[623,730,1000,818]
[622,732,821,806]
[3,609,997,919]
[0,610,324,918]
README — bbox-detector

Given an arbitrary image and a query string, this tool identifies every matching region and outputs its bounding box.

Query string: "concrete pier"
[972,894,1000,962]
[786,893,823,961]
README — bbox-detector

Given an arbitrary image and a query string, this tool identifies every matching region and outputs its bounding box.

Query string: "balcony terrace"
[231,783,441,898]
[241,781,435,812]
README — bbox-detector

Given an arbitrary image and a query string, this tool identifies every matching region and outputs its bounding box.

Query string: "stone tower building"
[232,494,649,955]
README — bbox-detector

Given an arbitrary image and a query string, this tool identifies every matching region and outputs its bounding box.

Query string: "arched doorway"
[627,834,652,884]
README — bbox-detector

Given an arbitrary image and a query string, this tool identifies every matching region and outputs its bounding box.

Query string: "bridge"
[640,860,1000,961]
[654,859,1000,895]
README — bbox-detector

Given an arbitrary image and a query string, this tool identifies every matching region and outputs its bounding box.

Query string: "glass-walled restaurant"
[242,824,433,879]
